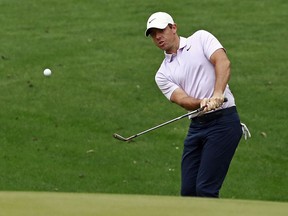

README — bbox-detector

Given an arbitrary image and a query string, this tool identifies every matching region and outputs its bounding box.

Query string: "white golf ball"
[43,68,52,76]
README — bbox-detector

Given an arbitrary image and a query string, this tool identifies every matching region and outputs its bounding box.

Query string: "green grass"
[1,192,288,216]
[0,0,287,202]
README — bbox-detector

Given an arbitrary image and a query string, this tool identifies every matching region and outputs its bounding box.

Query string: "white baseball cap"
[145,12,174,37]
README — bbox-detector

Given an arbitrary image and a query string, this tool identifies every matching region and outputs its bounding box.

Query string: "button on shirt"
[155,30,235,108]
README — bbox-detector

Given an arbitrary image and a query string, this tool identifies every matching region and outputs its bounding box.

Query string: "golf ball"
[43,68,52,76]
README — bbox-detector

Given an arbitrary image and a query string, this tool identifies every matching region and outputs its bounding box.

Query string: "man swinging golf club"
[145,12,243,198]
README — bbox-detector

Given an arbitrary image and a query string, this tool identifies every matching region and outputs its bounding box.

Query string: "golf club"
[113,98,227,142]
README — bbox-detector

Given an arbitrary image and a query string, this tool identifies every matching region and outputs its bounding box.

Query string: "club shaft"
[125,107,204,140]
[114,97,227,142]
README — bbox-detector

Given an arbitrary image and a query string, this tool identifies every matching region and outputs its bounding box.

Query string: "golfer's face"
[150,25,175,52]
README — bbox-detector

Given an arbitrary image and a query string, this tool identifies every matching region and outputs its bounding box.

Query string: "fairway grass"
[0,192,287,216]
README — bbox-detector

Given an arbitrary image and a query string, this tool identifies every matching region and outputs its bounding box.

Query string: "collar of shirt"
[164,36,187,63]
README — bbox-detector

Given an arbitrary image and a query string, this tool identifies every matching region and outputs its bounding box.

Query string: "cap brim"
[145,23,168,37]
[145,28,152,37]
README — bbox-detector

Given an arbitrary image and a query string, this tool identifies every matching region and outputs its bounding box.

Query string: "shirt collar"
[164,37,187,62]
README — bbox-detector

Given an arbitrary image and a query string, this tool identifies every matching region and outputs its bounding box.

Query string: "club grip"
[199,97,228,111]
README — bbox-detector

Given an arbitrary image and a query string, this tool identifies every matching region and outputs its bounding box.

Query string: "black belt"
[192,106,237,124]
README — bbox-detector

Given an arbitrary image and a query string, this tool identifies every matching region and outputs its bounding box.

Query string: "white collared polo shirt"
[155,30,235,108]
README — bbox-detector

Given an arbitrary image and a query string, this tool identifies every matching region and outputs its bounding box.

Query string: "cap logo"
[148,18,156,24]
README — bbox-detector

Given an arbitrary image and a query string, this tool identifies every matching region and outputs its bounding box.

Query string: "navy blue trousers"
[181,107,242,197]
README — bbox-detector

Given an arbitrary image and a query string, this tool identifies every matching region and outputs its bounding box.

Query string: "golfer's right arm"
[170,88,202,111]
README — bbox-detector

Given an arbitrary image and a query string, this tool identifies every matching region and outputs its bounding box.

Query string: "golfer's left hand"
[201,96,225,112]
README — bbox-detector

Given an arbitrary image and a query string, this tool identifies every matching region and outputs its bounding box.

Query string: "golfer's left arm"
[202,48,231,111]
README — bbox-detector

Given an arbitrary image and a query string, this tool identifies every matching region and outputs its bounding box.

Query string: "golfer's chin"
[157,42,166,50]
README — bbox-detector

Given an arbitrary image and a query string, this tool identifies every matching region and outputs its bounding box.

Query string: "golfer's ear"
[171,23,177,33]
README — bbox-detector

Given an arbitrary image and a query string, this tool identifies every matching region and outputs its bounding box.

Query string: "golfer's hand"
[201,96,225,112]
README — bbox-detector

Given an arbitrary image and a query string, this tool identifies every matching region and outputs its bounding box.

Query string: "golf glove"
[241,122,251,140]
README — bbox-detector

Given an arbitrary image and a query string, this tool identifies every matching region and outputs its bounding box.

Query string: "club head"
[113,133,129,142]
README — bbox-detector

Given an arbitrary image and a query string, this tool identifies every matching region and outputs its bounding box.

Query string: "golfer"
[145,12,243,197]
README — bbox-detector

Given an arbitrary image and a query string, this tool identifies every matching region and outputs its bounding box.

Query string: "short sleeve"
[155,69,179,100]
[198,30,224,59]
